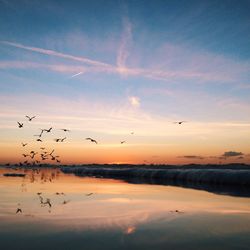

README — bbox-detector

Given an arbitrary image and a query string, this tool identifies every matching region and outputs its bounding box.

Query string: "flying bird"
[36,139,42,142]
[86,138,98,144]
[17,122,23,128]
[60,137,66,142]
[25,115,36,121]
[120,141,126,144]
[21,143,27,147]
[174,121,187,125]
[34,130,43,138]
[61,129,70,132]
[49,149,55,156]
[43,127,52,133]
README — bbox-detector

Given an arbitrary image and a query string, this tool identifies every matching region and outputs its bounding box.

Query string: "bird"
[51,156,57,161]
[30,152,37,159]
[36,139,42,142]
[61,129,70,132]
[85,138,98,144]
[22,154,29,158]
[49,150,55,156]
[43,127,52,133]
[60,137,66,142]
[54,138,61,142]
[21,143,27,147]
[86,193,93,196]
[120,141,126,144]
[62,200,70,205]
[17,122,23,128]
[174,121,187,125]
[16,208,22,214]
[25,115,36,121]
[37,192,42,195]
[34,130,43,138]
[45,198,52,208]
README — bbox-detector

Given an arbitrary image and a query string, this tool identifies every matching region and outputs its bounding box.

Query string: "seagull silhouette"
[36,139,42,142]
[17,122,23,128]
[121,141,126,144]
[25,115,36,121]
[61,137,66,142]
[54,138,61,142]
[174,121,187,125]
[86,138,98,144]
[21,143,27,147]
[34,130,43,138]
[49,149,55,156]
[61,129,70,132]
[43,127,52,133]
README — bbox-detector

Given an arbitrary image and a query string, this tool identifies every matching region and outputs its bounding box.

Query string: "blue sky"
[0,0,250,164]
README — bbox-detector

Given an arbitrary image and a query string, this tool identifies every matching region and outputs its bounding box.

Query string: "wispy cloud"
[2,40,250,83]
[116,17,132,74]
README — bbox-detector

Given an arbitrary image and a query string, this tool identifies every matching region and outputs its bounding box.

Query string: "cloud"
[117,17,132,74]
[178,155,204,160]
[1,41,112,68]
[2,40,246,83]
[237,156,244,159]
[222,151,244,157]
[129,96,140,107]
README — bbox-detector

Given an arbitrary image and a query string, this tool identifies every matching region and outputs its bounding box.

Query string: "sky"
[0,0,250,165]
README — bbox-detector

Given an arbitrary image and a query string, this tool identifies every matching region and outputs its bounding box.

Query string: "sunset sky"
[0,0,250,164]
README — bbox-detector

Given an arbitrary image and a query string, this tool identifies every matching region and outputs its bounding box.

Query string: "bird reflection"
[16,208,22,214]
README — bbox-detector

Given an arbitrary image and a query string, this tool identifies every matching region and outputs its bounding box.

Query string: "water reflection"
[0,167,250,250]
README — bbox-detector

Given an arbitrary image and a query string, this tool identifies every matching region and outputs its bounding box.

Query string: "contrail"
[70,72,83,78]
[1,41,111,68]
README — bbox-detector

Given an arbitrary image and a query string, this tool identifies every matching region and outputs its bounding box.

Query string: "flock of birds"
[15,115,187,166]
